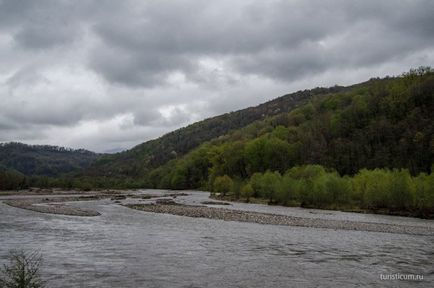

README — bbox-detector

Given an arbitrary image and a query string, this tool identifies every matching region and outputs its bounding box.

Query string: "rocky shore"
[3,196,102,216]
[126,203,434,236]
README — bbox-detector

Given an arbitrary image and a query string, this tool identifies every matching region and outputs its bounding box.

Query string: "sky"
[1,0,433,153]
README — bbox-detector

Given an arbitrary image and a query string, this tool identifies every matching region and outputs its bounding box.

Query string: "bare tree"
[0,250,45,288]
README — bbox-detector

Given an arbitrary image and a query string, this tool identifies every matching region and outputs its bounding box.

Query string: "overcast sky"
[1,0,433,152]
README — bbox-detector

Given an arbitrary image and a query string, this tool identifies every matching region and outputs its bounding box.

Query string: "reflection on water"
[0,190,433,287]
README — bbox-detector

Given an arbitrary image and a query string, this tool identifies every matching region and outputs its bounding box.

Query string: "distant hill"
[84,85,347,178]
[0,142,100,177]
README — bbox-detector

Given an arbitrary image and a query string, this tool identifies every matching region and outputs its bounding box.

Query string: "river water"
[0,190,433,287]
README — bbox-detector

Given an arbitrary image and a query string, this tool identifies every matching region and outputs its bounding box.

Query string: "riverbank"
[0,190,182,216]
[3,195,105,216]
[126,203,434,236]
[210,194,434,219]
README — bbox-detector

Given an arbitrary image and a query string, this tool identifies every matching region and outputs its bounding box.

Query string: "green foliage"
[324,174,351,206]
[354,169,391,209]
[84,87,326,178]
[213,175,233,196]
[241,183,254,202]
[0,250,45,288]
[275,175,297,205]
[244,138,267,174]
[0,142,99,177]
[235,165,434,217]
[388,169,414,210]
[258,171,281,203]
[413,173,434,217]
[0,169,28,190]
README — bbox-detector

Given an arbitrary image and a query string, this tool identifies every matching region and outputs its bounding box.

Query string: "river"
[0,190,433,287]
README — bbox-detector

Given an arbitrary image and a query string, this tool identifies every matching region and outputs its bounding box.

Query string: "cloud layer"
[1,0,433,152]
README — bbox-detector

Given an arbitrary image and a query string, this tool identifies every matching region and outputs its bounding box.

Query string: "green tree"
[388,169,414,210]
[244,138,267,175]
[241,183,254,202]
[213,175,233,197]
[258,171,281,204]
[275,175,298,205]
[263,137,296,173]
[324,173,351,207]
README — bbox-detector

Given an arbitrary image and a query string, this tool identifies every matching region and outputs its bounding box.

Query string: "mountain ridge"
[83,85,348,178]
[0,142,100,177]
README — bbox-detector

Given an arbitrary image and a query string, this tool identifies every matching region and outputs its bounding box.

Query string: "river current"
[0,190,433,287]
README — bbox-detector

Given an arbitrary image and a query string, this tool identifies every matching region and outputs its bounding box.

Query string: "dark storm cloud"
[0,0,96,49]
[0,0,433,151]
[89,0,434,86]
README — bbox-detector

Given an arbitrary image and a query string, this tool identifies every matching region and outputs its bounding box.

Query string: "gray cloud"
[0,0,433,152]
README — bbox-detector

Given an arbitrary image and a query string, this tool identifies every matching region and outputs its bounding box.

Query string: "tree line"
[212,165,434,218]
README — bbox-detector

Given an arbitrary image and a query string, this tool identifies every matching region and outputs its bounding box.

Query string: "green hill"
[83,85,346,178]
[0,142,100,177]
[135,67,433,217]
[145,67,434,190]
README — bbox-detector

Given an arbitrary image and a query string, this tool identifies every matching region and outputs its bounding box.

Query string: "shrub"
[0,250,45,288]
[324,173,351,206]
[354,169,391,209]
[241,183,254,202]
[213,175,233,197]
[388,169,414,210]
[275,176,298,205]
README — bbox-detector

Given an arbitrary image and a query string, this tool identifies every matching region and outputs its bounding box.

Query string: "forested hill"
[3,68,432,217]
[83,85,346,178]
[0,142,99,177]
[144,67,434,190]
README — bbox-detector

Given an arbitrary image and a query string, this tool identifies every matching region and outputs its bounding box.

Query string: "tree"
[241,183,254,202]
[388,169,414,210]
[258,171,281,204]
[213,175,233,197]
[244,138,267,175]
[0,250,45,288]
[324,173,351,207]
[275,175,298,205]
[249,172,263,198]
[263,137,295,173]
[354,169,391,209]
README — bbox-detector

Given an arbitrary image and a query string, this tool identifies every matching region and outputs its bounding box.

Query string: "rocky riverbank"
[3,195,103,216]
[126,203,434,236]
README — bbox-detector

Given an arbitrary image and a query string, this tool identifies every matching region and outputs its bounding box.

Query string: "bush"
[259,171,281,203]
[353,169,390,209]
[388,169,414,210]
[275,176,298,205]
[249,172,263,198]
[0,250,45,288]
[229,164,433,217]
[324,173,351,207]
[241,183,254,202]
[414,173,434,217]
[213,175,233,197]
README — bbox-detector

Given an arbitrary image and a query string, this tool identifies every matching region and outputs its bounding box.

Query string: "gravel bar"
[127,204,434,236]
[3,196,102,216]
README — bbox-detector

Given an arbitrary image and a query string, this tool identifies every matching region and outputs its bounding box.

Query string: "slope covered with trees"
[1,68,433,218]
[0,142,100,177]
[147,67,433,187]
[137,67,434,217]
[83,86,346,178]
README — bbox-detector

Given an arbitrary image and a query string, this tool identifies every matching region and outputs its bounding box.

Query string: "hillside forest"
[1,67,433,217]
